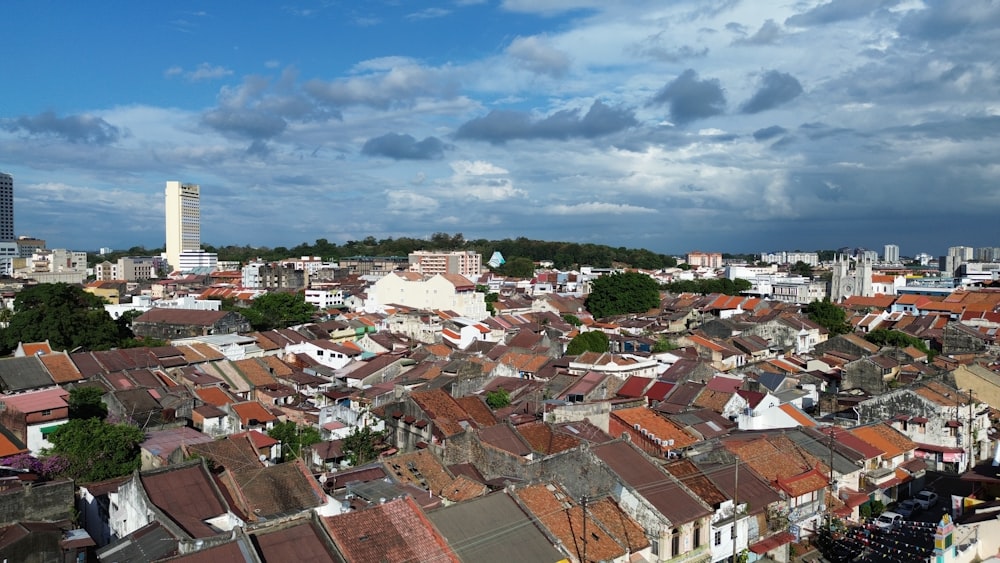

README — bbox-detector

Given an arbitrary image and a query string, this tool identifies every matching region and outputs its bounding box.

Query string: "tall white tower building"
[883,244,899,263]
[165,181,201,271]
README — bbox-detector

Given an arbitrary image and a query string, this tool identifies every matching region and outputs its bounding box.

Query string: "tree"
[566,331,610,355]
[562,314,582,326]
[46,418,145,481]
[790,261,813,277]
[652,337,677,353]
[342,425,385,467]
[499,257,536,279]
[865,329,933,357]
[804,299,852,335]
[485,388,511,409]
[67,386,107,420]
[240,292,316,331]
[1,283,122,353]
[585,272,661,319]
[268,421,322,462]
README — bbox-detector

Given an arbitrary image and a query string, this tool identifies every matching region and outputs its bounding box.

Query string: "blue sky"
[2,1,999,257]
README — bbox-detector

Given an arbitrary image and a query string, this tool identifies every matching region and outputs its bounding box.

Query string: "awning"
[749,532,795,555]
[39,425,63,436]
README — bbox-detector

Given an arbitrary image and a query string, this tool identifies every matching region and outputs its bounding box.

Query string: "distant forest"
[97,233,679,271]
[95,236,847,272]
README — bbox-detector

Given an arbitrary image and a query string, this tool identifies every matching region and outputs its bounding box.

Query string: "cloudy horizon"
[2,1,998,258]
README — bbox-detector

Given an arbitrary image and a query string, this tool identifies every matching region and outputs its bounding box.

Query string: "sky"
[2,1,999,257]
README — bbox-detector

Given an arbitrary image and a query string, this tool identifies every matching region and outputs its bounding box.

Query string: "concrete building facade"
[408,250,482,277]
[164,181,201,271]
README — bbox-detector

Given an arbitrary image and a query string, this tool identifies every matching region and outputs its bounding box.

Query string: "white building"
[760,251,819,266]
[177,249,218,272]
[365,271,489,321]
[408,250,482,277]
[164,181,201,271]
[305,288,346,309]
[883,244,900,263]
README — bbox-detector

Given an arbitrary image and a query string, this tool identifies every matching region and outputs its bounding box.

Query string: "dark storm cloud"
[361,133,449,160]
[202,108,288,140]
[897,1,1000,41]
[454,100,637,144]
[648,69,726,124]
[753,125,787,141]
[740,71,803,114]
[1,111,122,144]
[785,0,895,27]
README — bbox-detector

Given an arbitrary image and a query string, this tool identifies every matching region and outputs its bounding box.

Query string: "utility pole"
[732,455,739,563]
[967,389,975,473]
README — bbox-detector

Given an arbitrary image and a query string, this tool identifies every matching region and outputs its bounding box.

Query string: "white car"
[875,511,903,530]
[915,490,939,510]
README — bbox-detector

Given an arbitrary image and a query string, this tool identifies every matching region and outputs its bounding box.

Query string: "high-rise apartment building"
[0,173,17,275]
[164,181,201,270]
[0,173,13,242]
[883,244,899,263]
[408,250,483,277]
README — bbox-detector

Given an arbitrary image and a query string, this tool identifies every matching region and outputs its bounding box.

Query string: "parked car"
[915,490,939,510]
[875,511,903,530]
[896,499,919,517]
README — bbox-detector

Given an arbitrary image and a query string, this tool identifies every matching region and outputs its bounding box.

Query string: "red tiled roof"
[749,532,795,555]
[322,497,459,563]
[39,353,83,383]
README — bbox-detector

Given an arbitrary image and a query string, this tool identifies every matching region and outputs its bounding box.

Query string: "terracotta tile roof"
[0,386,69,413]
[612,406,699,449]
[39,352,83,383]
[195,386,235,407]
[322,497,459,563]
[0,431,27,457]
[231,401,279,425]
[134,308,232,326]
[693,388,734,413]
[664,459,727,506]
[776,467,829,497]
[586,497,650,553]
[410,389,473,438]
[723,434,828,495]
[848,423,916,459]
[913,380,964,407]
[19,342,52,356]
[439,474,487,503]
[184,435,263,473]
[233,358,277,388]
[616,376,653,398]
[515,421,581,455]
[452,396,497,427]
[514,483,627,562]
[260,355,294,377]
[478,424,532,456]
[384,450,454,496]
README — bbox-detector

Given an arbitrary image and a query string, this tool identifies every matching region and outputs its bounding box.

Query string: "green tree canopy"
[566,330,610,355]
[240,292,316,331]
[46,418,145,481]
[1,283,122,354]
[67,386,107,420]
[790,261,814,277]
[865,329,932,356]
[498,256,536,278]
[267,421,322,462]
[652,336,677,353]
[485,388,511,409]
[662,277,751,296]
[585,272,661,319]
[804,299,852,335]
[342,425,385,467]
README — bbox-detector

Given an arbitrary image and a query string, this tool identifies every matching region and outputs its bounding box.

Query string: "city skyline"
[2,2,998,255]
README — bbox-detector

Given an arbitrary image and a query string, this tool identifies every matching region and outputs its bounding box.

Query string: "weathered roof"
[229,460,325,518]
[133,308,232,326]
[38,352,83,383]
[428,492,565,563]
[0,356,54,392]
[0,386,68,413]
[140,463,228,538]
[251,518,344,562]
[322,497,459,563]
[593,440,712,525]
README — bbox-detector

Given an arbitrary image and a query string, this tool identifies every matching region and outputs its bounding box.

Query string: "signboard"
[790,524,801,541]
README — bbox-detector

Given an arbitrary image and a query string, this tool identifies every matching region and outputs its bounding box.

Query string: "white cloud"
[546,202,657,215]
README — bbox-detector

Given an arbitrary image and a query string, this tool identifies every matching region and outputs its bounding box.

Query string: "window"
[672,528,680,556]
[693,522,701,549]
[41,409,52,416]
[650,539,659,556]
[715,530,722,546]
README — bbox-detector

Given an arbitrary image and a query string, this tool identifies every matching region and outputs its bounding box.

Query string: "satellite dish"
[259,454,267,462]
